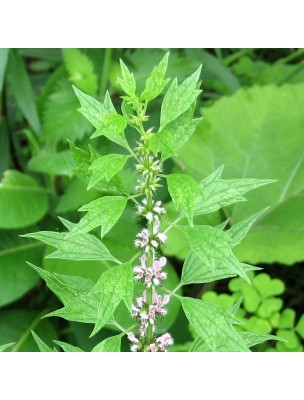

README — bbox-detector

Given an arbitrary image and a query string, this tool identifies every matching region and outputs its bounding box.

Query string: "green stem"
[144,135,154,345]
[99,48,112,98]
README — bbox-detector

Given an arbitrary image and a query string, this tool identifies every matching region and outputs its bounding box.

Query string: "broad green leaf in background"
[28,151,76,177]
[0,118,9,178]
[56,178,100,213]
[233,55,304,87]
[0,309,57,352]
[199,49,240,94]
[0,230,44,307]
[179,84,304,264]
[181,297,250,352]
[91,263,134,336]
[181,225,250,281]
[24,229,118,263]
[118,60,136,98]
[88,154,130,189]
[141,52,170,102]
[0,170,48,229]
[160,66,202,129]
[29,264,99,324]
[0,48,9,92]
[103,205,140,263]
[7,49,41,135]
[62,48,98,95]
[167,174,203,226]
[42,80,92,143]
[69,196,128,238]
[92,334,122,352]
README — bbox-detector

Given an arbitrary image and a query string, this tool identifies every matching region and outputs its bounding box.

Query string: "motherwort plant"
[24,53,282,352]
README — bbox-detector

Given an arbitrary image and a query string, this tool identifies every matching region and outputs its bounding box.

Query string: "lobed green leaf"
[23,229,117,263]
[195,165,275,215]
[28,151,76,177]
[181,251,259,286]
[118,60,136,98]
[28,264,99,324]
[141,52,170,102]
[32,331,55,352]
[181,225,250,282]
[53,340,84,352]
[68,196,128,238]
[88,154,130,189]
[167,174,203,226]
[91,263,134,336]
[160,66,201,129]
[182,297,250,352]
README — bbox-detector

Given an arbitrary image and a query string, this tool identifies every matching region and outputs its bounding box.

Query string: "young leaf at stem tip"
[160,65,202,129]
[140,52,170,103]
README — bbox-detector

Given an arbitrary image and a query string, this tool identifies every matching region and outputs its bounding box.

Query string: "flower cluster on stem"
[128,109,173,352]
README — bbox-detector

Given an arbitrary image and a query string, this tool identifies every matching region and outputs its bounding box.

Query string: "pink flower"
[156,231,167,244]
[127,332,139,343]
[153,219,160,235]
[135,229,149,248]
[133,266,144,280]
[152,256,168,285]
[150,343,158,352]
[130,344,138,352]
[146,212,153,222]
[156,333,174,351]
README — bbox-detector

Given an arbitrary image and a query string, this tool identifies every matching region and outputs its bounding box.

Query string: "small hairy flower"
[156,333,174,352]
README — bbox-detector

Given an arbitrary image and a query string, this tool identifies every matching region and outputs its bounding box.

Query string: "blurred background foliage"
[0,48,303,352]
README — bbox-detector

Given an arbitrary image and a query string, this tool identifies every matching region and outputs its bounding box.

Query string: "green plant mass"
[0,48,303,352]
